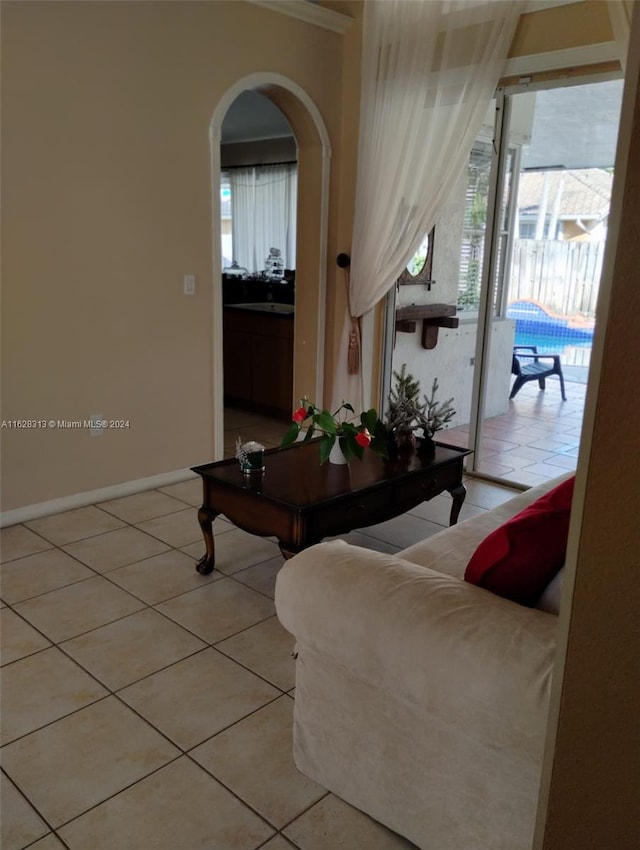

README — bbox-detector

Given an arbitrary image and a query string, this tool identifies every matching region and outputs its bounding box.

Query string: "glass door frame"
[381,73,622,486]
[467,89,513,480]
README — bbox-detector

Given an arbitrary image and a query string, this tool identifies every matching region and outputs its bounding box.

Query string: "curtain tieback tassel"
[348,315,361,375]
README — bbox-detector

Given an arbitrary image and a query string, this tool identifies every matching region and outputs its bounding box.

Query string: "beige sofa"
[275,474,570,850]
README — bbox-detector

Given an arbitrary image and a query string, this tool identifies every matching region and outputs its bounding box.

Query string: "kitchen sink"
[227,302,294,316]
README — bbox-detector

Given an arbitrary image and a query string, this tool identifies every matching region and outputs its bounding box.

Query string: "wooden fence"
[508,239,605,318]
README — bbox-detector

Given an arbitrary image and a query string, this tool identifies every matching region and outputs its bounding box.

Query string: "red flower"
[292,406,307,424]
[355,429,371,447]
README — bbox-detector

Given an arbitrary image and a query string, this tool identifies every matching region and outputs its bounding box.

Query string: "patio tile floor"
[443,377,587,484]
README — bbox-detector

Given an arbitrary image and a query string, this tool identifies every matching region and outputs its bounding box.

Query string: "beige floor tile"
[232,556,284,598]
[14,576,144,643]
[0,525,53,563]
[451,478,519,510]
[155,577,275,644]
[0,646,107,744]
[98,490,188,523]
[359,514,444,550]
[61,608,206,691]
[224,407,262,429]
[119,648,278,749]
[177,515,236,557]
[0,548,95,604]
[0,772,50,850]
[192,696,325,829]
[158,477,203,506]
[335,531,401,555]
[407,493,487,526]
[178,518,239,562]
[25,506,125,546]
[27,835,67,850]
[62,526,170,573]
[135,508,202,547]
[260,837,300,850]
[191,527,280,575]
[283,794,419,850]
[508,469,552,487]
[107,549,220,605]
[216,615,296,691]
[1,608,51,666]
[1,696,179,828]
[58,757,274,850]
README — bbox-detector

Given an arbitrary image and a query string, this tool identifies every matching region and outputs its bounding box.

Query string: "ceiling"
[221,91,293,144]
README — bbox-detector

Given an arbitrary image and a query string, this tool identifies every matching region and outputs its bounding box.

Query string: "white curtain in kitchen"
[335,0,521,406]
[230,164,297,273]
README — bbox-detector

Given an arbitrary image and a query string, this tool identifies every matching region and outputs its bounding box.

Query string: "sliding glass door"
[388,77,623,487]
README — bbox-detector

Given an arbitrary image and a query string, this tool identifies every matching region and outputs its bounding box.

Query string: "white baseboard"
[1,468,199,528]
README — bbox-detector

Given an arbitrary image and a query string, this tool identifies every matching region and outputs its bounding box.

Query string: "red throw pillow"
[464,477,575,606]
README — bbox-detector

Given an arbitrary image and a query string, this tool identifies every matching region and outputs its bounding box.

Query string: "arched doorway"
[209,74,331,459]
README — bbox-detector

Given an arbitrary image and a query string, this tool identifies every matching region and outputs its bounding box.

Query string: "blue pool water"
[507,301,594,367]
[514,331,592,369]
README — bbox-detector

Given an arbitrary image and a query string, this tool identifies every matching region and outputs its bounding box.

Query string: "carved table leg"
[196,505,218,574]
[449,484,467,526]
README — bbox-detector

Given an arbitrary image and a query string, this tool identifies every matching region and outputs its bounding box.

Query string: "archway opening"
[209,74,330,460]
[219,90,298,456]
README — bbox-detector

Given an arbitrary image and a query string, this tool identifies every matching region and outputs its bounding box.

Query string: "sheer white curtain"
[230,164,297,272]
[335,0,522,406]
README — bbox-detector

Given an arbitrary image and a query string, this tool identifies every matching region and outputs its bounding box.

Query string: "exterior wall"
[1,0,344,511]
[392,150,514,427]
[393,321,514,428]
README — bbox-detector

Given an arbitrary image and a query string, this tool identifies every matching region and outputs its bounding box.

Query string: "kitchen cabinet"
[223,307,294,419]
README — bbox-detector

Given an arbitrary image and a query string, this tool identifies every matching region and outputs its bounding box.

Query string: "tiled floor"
[443,376,586,487]
[224,407,289,460]
[0,473,520,850]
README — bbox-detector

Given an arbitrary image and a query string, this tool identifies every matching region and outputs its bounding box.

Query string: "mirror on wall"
[398,226,435,285]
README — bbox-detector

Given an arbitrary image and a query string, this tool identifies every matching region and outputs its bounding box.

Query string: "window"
[457,142,492,312]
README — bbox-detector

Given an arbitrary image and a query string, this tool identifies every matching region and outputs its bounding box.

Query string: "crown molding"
[248,0,352,34]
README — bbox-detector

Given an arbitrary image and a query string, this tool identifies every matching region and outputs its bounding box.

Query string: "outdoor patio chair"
[510,345,567,401]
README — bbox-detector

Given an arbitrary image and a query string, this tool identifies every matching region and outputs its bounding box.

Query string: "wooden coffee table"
[191,441,471,574]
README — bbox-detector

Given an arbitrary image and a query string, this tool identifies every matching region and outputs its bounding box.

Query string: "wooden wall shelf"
[395,303,459,349]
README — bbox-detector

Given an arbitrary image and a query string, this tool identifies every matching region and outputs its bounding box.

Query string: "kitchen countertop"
[225,302,294,316]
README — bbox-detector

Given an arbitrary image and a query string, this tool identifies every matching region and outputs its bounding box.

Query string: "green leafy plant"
[281,399,388,464]
[386,364,455,446]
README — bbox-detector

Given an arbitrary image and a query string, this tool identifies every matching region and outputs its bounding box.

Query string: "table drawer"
[394,465,461,511]
[309,488,394,539]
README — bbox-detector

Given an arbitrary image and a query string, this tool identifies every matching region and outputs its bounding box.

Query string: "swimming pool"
[508,301,594,368]
[514,331,592,367]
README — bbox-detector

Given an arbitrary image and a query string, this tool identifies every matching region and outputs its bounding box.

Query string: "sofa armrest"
[276,540,557,745]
